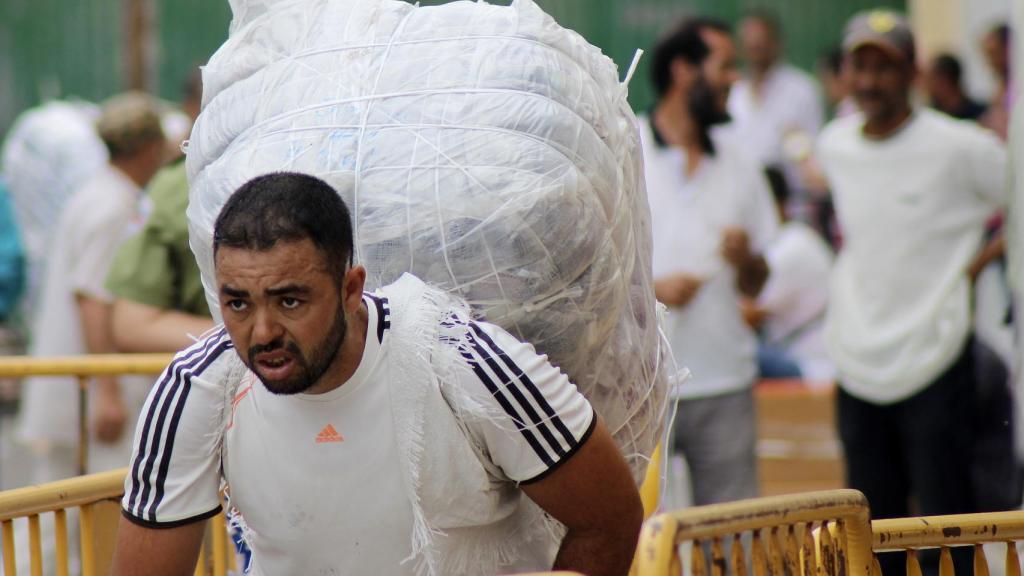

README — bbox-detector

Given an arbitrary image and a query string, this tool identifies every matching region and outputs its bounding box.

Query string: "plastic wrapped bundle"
[0,101,108,316]
[187,0,667,482]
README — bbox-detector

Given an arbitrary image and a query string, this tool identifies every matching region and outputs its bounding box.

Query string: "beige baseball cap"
[96,91,165,158]
[843,9,915,63]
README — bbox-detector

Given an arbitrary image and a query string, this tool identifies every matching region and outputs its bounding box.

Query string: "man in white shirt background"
[817,11,1013,576]
[641,18,778,507]
[728,9,825,223]
[15,92,167,574]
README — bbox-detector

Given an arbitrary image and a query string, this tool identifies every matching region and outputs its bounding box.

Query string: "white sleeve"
[964,124,1009,208]
[121,328,233,527]
[68,213,123,302]
[446,317,596,484]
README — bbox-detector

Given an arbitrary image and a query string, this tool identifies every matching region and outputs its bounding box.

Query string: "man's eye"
[281,297,301,310]
[227,300,248,312]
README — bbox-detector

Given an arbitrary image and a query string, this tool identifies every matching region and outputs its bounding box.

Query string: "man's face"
[740,19,778,71]
[699,28,740,114]
[849,45,912,123]
[216,238,359,395]
[983,32,1009,81]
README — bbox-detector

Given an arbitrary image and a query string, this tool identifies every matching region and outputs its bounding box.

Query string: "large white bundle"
[0,101,108,317]
[187,0,667,481]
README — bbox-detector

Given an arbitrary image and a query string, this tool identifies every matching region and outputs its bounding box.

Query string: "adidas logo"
[316,424,344,444]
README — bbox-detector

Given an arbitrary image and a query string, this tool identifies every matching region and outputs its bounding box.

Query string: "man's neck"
[863,104,914,139]
[306,301,369,395]
[110,158,151,188]
[652,97,704,175]
[751,61,776,93]
[936,90,967,115]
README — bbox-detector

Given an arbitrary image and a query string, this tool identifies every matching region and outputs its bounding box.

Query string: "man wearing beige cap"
[817,10,1010,574]
[18,92,167,481]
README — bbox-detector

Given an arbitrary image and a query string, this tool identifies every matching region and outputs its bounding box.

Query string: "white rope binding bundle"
[186,0,668,483]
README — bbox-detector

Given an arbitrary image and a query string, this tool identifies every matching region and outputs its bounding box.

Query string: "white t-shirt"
[639,115,780,399]
[19,164,150,453]
[727,63,824,171]
[122,290,594,575]
[818,109,1007,403]
[758,222,835,382]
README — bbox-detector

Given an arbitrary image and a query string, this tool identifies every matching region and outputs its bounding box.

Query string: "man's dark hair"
[182,65,203,104]
[743,7,782,40]
[932,53,963,86]
[764,166,789,208]
[214,172,354,281]
[991,23,1011,47]
[651,17,730,97]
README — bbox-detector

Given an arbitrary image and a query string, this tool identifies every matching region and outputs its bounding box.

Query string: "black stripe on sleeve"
[147,338,234,520]
[470,322,578,448]
[456,348,555,467]
[122,505,222,530]
[518,412,597,486]
[463,331,567,459]
[128,329,228,514]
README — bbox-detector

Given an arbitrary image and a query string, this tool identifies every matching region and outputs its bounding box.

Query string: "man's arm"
[112,298,215,353]
[76,293,126,443]
[653,273,704,308]
[110,516,206,576]
[521,417,643,576]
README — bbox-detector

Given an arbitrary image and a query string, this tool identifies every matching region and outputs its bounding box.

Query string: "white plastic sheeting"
[187,0,667,482]
[0,101,107,318]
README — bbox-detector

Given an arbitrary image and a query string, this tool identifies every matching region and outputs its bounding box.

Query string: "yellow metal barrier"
[872,511,1024,576]
[636,489,874,576]
[0,468,230,576]
[0,354,173,475]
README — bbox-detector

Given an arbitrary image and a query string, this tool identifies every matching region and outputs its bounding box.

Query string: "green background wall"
[0,0,905,137]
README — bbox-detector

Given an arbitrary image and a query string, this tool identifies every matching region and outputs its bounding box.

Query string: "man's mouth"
[254,351,296,380]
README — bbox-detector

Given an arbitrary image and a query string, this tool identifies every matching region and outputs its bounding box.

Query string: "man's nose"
[251,309,283,345]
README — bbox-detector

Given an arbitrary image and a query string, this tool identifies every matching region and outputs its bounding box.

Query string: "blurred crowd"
[0,4,1017,575]
[642,8,1017,576]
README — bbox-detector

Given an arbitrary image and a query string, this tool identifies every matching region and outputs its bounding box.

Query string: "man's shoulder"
[918,108,1000,149]
[818,113,864,150]
[165,325,241,383]
[777,63,819,93]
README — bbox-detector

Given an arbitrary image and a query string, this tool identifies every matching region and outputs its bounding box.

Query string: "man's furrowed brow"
[265,284,312,297]
[220,284,248,298]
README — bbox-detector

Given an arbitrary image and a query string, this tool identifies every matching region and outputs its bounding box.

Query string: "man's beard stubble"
[688,76,731,154]
[247,304,348,396]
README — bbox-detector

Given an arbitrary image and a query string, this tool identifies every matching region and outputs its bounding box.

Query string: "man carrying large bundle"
[111,173,642,576]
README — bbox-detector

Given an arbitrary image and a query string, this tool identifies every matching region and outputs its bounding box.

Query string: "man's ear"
[341,265,367,312]
[670,58,696,90]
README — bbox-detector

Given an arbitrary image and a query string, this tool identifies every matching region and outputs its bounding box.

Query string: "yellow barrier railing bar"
[54,508,69,576]
[0,467,231,576]
[0,355,173,475]
[873,511,1024,576]
[637,489,874,576]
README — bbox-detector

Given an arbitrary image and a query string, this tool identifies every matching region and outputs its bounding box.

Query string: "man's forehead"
[214,241,333,275]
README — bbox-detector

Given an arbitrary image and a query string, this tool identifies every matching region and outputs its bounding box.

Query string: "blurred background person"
[818,46,859,120]
[981,22,1011,140]
[743,167,834,384]
[17,92,166,483]
[817,11,1011,575]
[641,17,777,508]
[728,8,824,223]
[107,68,214,355]
[926,53,988,121]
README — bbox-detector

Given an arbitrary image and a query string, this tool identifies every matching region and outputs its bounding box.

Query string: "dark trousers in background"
[838,343,977,576]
